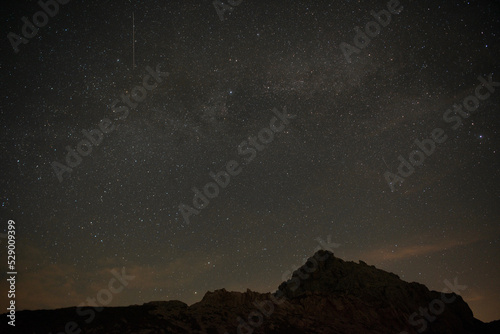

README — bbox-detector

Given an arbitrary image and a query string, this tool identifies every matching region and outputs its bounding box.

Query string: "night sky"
[1,0,499,323]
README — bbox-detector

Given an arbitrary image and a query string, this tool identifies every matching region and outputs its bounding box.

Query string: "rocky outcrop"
[3,251,499,334]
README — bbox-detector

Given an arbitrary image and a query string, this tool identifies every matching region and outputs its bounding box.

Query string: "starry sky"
[1,0,499,323]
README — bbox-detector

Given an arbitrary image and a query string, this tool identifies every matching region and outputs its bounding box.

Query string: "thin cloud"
[362,237,481,263]
[0,245,222,311]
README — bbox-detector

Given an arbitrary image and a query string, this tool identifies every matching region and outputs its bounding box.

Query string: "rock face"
[2,250,499,334]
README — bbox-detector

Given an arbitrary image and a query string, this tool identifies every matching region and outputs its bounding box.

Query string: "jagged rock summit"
[3,251,499,334]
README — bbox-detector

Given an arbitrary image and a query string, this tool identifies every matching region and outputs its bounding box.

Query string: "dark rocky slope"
[3,250,499,334]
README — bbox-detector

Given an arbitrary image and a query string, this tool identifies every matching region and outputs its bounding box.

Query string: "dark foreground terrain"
[3,250,499,334]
